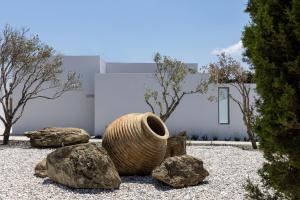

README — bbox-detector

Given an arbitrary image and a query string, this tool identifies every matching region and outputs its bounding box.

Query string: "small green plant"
[244,178,283,200]
[94,135,102,139]
[201,135,208,141]
[191,134,199,141]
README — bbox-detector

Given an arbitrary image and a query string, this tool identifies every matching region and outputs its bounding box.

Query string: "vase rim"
[141,112,169,140]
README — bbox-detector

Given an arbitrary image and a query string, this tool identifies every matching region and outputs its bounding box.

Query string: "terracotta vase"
[102,112,169,175]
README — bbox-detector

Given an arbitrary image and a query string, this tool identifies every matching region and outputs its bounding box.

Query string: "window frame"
[218,87,230,124]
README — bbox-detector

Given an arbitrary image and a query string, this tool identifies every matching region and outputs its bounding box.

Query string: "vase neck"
[141,112,169,140]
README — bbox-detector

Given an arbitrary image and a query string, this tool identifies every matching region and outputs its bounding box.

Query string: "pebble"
[0,143,264,200]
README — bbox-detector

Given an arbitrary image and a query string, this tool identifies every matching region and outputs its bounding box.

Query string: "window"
[218,87,229,124]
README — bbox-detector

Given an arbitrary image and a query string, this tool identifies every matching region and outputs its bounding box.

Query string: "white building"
[11,56,254,140]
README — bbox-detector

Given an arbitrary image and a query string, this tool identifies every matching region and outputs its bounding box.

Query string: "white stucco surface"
[94,73,252,139]
[8,56,255,139]
[11,56,101,134]
[105,63,198,73]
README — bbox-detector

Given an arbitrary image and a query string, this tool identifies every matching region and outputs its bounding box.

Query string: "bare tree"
[0,25,81,145]
[144,52,208,122]
[207,53,258,149]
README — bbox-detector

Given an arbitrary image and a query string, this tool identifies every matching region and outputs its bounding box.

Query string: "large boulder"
[34,158,47,178]
[164,131,187,159]
[24,127,90,148]
[46,143,121,189]
[152,155,209,188]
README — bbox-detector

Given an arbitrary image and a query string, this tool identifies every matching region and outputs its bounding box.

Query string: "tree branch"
[145,98,155,113]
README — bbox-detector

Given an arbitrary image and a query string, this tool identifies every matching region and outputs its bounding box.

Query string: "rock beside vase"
[152,155,209,188]
[24,127,90,148]
[46,143,121,189]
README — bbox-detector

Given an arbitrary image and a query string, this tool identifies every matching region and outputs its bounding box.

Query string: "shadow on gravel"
[153,179,209,191]
[121,176,174,191]
[121,176,155,185]
[42,176,209,193]
[42,178,118,194]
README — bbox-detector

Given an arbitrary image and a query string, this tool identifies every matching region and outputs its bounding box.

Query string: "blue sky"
[0,0,249,66]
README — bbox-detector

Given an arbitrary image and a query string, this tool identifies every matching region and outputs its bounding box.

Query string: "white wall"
[10,56,256,140]
[94,73,253,139]
[99,57,107,74]
[12,56,101,135]
[105,63,198,73]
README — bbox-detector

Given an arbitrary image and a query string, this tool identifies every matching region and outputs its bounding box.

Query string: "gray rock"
[34,158,47,178]
[24,127,90,148]
[46,143,121,189]
[152,155,209,188]
[164,131,187,159]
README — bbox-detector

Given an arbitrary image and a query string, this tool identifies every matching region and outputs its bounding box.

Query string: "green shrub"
[190,134,199,141]
[242,0,300,198]
[201,135,208,141]
[244,179,283,200]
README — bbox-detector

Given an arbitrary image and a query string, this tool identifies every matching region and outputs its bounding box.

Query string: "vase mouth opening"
[142,113,169,139]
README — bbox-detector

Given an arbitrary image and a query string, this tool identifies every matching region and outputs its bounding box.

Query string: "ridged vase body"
[102,112,169,175]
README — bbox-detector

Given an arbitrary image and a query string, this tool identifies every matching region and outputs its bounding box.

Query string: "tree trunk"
[2,125,11,145]
[247,128,257,149]
[243,115,258,149]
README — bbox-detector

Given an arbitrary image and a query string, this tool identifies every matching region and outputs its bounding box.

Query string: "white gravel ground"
[0,142,264,200]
